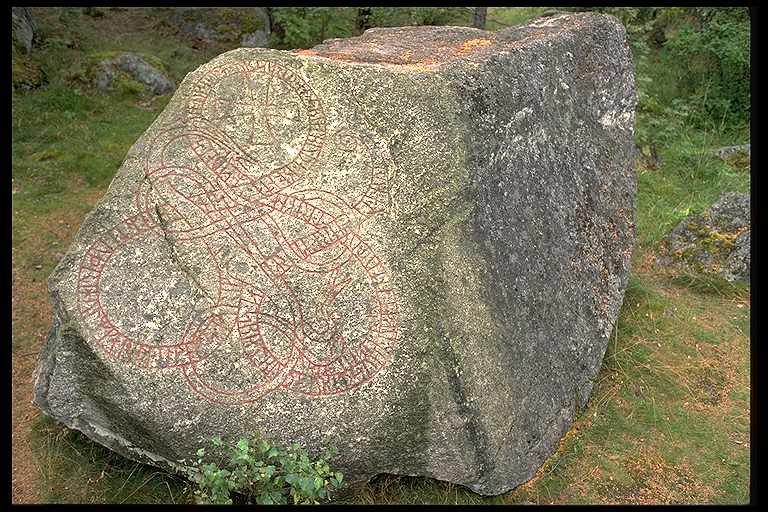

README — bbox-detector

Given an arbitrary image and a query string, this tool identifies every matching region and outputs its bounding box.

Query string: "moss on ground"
[12,47,45,90]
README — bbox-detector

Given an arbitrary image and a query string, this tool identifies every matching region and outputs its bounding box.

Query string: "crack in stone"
[145,175,214,305]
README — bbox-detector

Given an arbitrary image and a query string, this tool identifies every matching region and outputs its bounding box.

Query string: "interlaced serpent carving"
[75,59,400,404]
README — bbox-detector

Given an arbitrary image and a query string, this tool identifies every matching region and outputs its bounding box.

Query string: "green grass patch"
[487,7,551,29]
[29,415,192,504]
[635,129,750,249]
[343,474,504,505]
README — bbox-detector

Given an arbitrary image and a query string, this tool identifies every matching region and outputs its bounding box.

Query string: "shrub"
[270,7,355,49]
[185,434,344,505]
[662,8,750,130]
[268,7,470,49]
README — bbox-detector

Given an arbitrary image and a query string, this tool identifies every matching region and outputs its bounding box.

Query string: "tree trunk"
[265,7,285,46]
[473,7,487,30]
[356,7,373,34]
[320,10,328,42]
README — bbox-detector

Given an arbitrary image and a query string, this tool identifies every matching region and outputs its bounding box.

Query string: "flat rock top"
[294,13,594,69]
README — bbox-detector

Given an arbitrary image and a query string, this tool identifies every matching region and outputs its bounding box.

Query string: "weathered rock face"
[91,52,176,96]
[33,13,636,495]
[663,192,750,282]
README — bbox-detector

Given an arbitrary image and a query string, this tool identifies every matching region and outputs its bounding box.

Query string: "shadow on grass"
[29,414,192,504]
[338,473,508,505]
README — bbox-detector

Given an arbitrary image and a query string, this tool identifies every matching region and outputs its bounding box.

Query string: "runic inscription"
[75,59,400,404]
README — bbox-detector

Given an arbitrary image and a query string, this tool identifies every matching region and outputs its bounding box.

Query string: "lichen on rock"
[88,51,175,96]
[663,192,750,282]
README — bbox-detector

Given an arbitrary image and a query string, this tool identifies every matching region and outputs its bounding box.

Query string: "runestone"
[35,13,637,496]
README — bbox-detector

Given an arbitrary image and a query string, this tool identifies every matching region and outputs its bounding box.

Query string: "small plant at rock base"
[185,434,344,505]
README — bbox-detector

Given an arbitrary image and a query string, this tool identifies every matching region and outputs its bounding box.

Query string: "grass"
[28,415,191,504]
[12,7,750,505]
[635,129,750,248]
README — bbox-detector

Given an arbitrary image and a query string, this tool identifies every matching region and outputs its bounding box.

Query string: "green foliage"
[269,7,472,49]
[368,7,469,28]
[270,7,356,49]
[663,8,750,129]
[185,434,343,505]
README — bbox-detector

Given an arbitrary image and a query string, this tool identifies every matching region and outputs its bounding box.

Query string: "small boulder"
[12,8,45,90]
[167,7,270,46]
[713,144,750,160]
[664,192,750,282]
[12,7,37,54]
[712,144,750,169]
[90,52,175,96]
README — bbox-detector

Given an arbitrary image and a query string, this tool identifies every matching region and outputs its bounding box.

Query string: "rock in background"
[33,13,636,496]
[12,7,37,54]
[89,52,175,96]
[12,7,44,90]
[662,192,750,282]
[712,144,750,170]
[166,7,270,47]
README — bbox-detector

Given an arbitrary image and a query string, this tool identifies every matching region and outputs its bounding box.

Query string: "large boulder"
[662,192,750,282]
[33,13,636,495]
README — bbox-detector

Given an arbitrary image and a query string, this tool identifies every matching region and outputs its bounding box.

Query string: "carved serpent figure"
[75,59,400,404]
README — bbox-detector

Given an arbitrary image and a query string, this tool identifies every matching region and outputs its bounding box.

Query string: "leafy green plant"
[185,434,344,505]
[662,8,750,130]
[270,7,356,49]
[268,7,472,49]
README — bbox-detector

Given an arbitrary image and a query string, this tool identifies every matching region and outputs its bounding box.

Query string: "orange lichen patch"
[399,58,440,72]
[453,38,493,58]
[398,49,414,63]
[294,49,318,57]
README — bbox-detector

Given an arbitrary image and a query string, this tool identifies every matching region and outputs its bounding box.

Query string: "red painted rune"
[75,59,400,404]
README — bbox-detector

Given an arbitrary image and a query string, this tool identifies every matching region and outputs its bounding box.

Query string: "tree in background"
[265,7,285,46]
[473,7,487,29]
[356,7,372,34]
